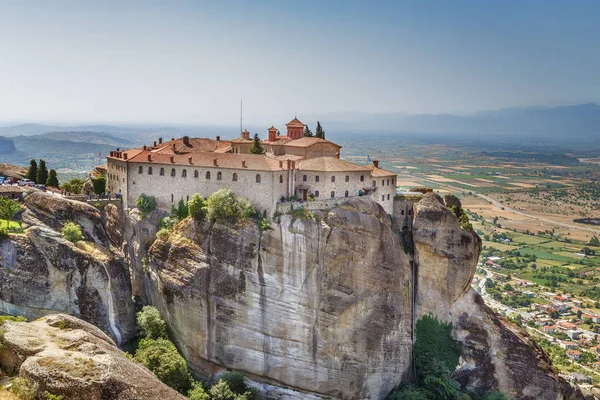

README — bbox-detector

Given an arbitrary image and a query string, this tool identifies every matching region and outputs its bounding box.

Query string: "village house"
[567,330,581,340]
[559,341,579,350]
[543,325,557,334]
[558,321,578,330]
[106,117,398,216]
[567,350,582,361]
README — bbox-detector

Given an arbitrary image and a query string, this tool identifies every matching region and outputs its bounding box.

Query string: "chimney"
[242,160,246,168]
[213,158,218,166]
[189,156,193,164]
[153,141,157,147]
[116,148,120,152]
[147,154,152,162]
[170,156,174,163]
[373,160,379,168]
[268,126,277,142]
[183,136,190,146]
[123,153,128,160]
[158,137,163,144]
[110,151,114,157]
[216,135,220,141]
[143,145,147,150]
[171,138,175,141]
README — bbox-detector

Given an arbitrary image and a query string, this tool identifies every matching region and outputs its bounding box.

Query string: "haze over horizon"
[1,0,599,126]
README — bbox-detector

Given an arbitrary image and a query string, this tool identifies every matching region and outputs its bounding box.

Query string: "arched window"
[401,210,405,215]
[256,174,261,183]
[194,170,198,178]
[279,175,283,183]
[381,195,385,201]
[315,175,320,182]
[233,173,238,182]
[171,168,176,177]
[217,171,222,180]
[345,175,349,182]
[148,167,153,175]
[171,194,174,202]
[360,175,364,182]
[331,176,335,183]
[303,175,307,182]
[182,169,187,177]
[373,180,376,187]
[387,179,390,185]
[382,179,385,186]
[138,166,143,174]
[345,190,349,197]
[387,194,390,200]
[206,171,211,179]
[160,168,165,176]
[330,191,335,198]
[315,190,319,197]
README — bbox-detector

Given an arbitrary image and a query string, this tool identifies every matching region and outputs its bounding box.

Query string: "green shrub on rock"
[136,194,157,217]
[136,306,167,340]
[135,337,191,393]
[61,222,83,243]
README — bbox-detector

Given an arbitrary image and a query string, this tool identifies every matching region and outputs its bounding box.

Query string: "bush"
[92,176,106,195]
[209,379,253,400]
[188,382,211,400]
[136,194,157,216]
[218,371,256,398]
[188,194,206,220]
[137,306,167,340]
[60,178,85,194]
[156,228,170,241]
[205,189,255,221]
[61,222,83,243]
[259,218,271,232]
[135,337,191,393]
[44,393,65,400]
[11,377,38,400]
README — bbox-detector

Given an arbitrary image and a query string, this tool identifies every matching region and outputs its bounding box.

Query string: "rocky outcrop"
[412,193,584,400]
[0,314,185,400]
[142,198,413,400]
[0,192,135,344]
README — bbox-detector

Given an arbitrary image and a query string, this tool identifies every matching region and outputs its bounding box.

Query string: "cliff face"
[0,314,185,400]
[0,191,135,344]
[412,193,585,400]
[141,199,413,399]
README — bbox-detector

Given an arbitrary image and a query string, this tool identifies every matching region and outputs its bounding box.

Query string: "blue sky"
[1,0,599,125]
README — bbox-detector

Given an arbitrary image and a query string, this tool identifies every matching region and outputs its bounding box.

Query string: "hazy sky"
[1,0,599,125]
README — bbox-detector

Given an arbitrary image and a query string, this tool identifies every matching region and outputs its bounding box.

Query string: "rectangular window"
[381,195,385,201]
[303,175,307,182]
[387,194,390,200]
[316,175,320,182]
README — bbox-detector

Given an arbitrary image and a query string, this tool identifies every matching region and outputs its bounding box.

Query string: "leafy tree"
[188,382,211,400]
[61,178,85,194]
[589,236,600,247]
[205,189,255,221]
[61,221,83,243]
[136,194,157,216]
[249,134,264,154]
[209,380,252,400]
[0,196,23,229]
[303,125,313,137]
[135,337,191,393]
[26,159,37,182]
[176,198,189,220]
[137,306,168,340]
[218,372,256,399]
[36,159,48,185]
[315,121,325,139]
[188,194,206,220]
[46,169,59,187]
[92,176,106,194]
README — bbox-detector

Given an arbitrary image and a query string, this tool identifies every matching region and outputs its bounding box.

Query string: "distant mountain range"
[315,103,600,143]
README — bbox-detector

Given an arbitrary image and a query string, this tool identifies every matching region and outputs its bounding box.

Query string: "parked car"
[34,184,47,192]
[18,179,32,186]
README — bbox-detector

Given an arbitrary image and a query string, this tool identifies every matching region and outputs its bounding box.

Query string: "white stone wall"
[107,159,128,204]
[295,170,368,200]
[126,162,290,216]
[370,177,397,215]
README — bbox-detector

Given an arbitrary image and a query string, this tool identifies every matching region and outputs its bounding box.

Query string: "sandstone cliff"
[140,199,413,399]
[0,191,135,344]
[0,314,185,399]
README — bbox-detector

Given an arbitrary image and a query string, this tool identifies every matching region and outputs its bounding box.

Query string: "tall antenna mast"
[240,98,243,135]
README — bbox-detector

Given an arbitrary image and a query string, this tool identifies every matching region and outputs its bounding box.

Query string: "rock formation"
[0,191,135,344]
[0,314,185,399]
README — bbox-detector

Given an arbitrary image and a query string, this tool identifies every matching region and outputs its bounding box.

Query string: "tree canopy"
[26,159,37,181]
[0,197,23,229]
[249,134,264,154]
[46,169,59,187]
[36,159,48,185]
[315,121,325,139]
[303,125,313,137]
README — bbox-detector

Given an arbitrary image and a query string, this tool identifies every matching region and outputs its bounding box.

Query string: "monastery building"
[106,117,397,216]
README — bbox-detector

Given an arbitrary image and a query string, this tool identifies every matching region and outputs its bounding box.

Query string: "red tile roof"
[286,117,305,127]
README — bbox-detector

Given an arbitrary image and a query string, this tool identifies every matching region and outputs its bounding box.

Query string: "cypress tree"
[36,159,48,185]
[315,121,325,139]
[249,134,265,154]
[46,169,59,187]
[26,159,37,181]
[303,125,313,137]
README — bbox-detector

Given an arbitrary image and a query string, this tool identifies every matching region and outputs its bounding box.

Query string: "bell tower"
[286,117,305,139]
